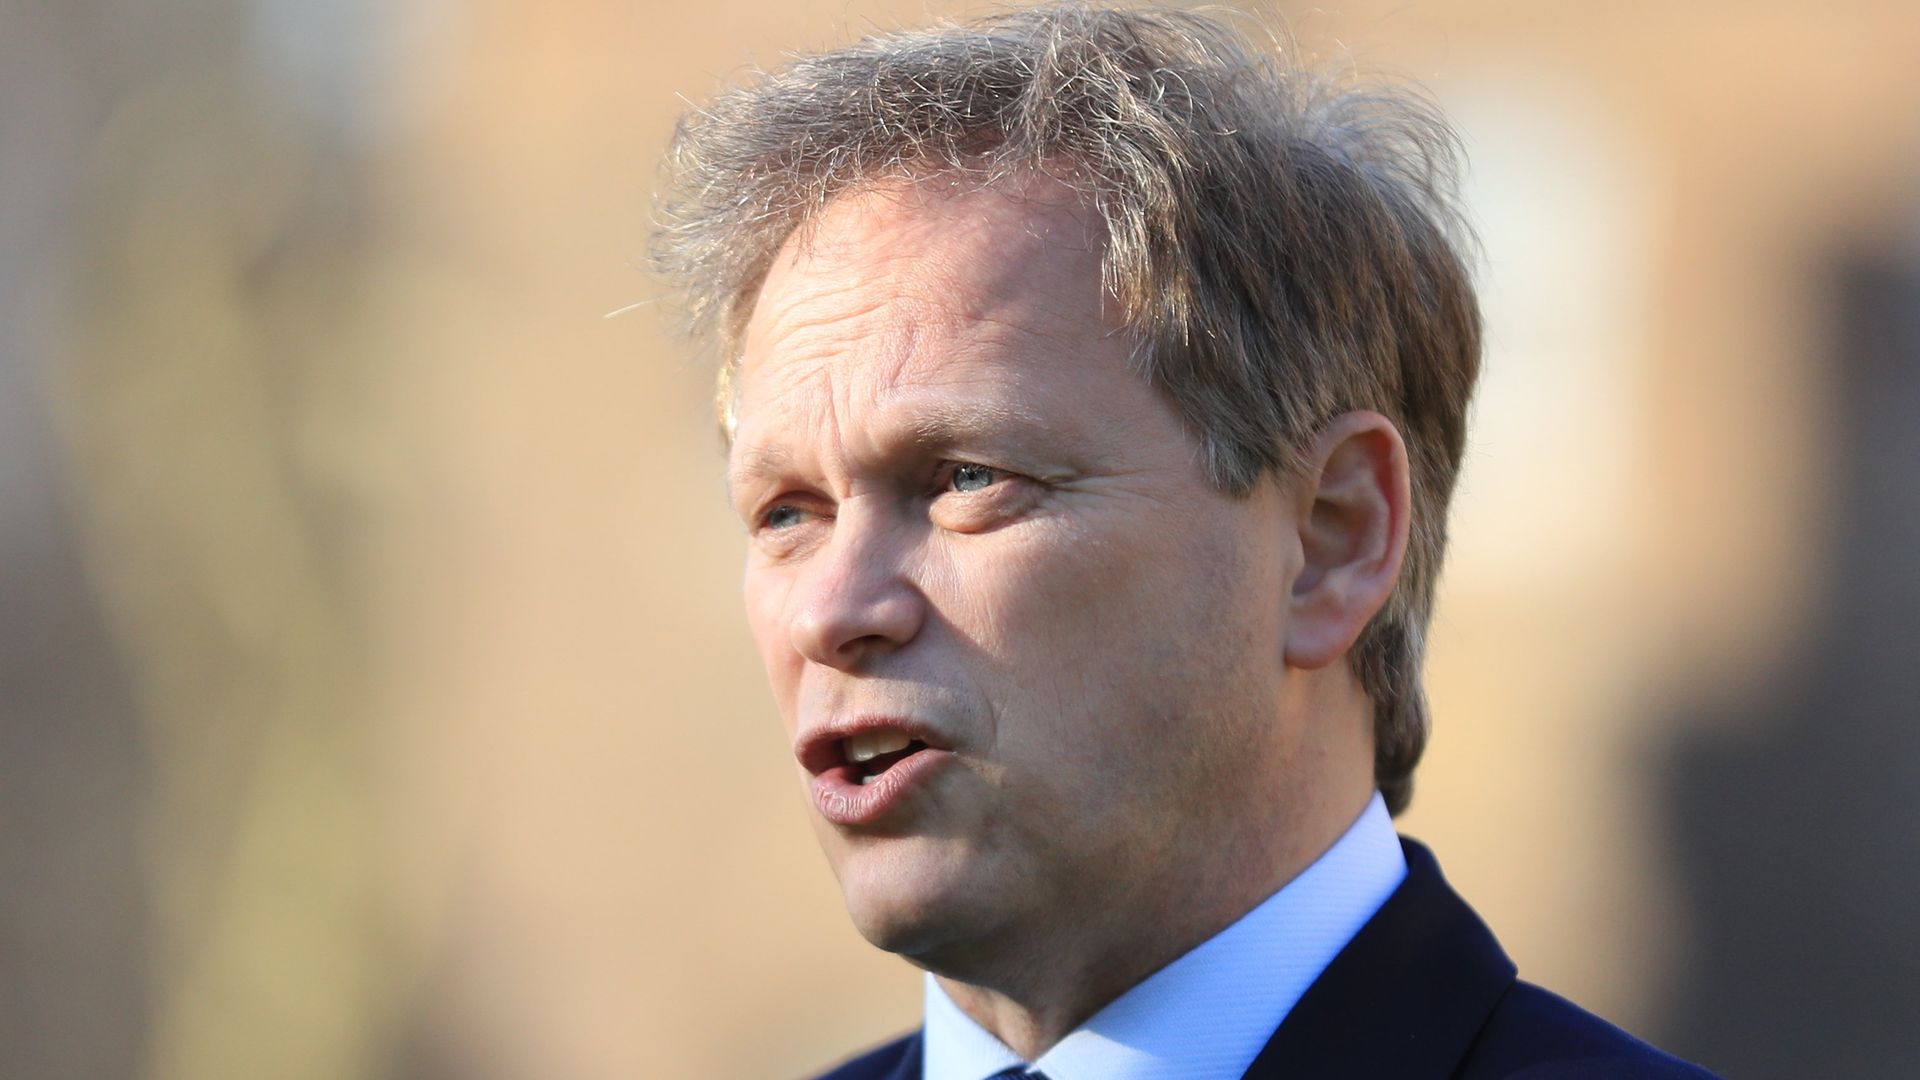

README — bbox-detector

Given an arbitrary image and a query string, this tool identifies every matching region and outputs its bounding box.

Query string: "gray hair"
[651,3,1482,815]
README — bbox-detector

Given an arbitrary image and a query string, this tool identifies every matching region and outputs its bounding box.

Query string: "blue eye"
[949,464,997,492]
[764,505,804,530]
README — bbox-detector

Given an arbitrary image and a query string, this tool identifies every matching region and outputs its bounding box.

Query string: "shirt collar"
[923,791,1408,1080]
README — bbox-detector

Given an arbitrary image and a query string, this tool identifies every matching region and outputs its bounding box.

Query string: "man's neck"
[929,779,1378,1060]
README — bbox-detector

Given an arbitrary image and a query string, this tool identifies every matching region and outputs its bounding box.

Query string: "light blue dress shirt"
[922,791,1408,1080]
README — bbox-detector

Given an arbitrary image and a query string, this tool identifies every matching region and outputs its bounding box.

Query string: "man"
[654,6,1718,1078]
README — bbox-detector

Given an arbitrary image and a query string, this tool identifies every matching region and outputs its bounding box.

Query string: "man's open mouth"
[843,732,930,785]
[801,724,952,826]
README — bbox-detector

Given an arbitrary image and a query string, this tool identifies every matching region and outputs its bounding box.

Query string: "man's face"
[729,181,1298,971]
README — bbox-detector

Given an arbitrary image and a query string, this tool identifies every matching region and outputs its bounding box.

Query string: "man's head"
[654,3,1480,986]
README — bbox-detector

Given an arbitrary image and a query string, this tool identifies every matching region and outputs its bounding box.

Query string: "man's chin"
[831,842,1008,964]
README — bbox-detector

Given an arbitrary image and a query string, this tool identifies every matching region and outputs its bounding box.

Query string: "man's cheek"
[744,573,801,678]
[1013,524,1177,644]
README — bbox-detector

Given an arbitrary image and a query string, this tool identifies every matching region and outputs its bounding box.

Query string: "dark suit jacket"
[808,839,1719,1079]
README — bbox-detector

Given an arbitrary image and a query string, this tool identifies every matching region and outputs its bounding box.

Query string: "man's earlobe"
[1283,411,1412,670]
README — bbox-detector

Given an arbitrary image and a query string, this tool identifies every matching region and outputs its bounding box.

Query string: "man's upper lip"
[794,717,950,775]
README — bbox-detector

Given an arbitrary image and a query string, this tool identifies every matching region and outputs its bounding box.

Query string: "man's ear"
[1283,411,1412,670]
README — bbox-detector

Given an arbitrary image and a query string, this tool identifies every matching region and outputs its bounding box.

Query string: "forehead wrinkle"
[752,273,896,358]
[749,276,933,410]
[728,360,849,500]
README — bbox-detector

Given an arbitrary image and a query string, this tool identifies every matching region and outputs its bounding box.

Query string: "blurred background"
[4,0,1918,1076]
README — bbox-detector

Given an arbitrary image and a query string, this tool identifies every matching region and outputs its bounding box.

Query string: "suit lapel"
[885,1031,923,1080]
[1240,838,1516,1080]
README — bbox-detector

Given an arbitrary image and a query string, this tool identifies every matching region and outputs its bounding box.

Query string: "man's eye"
[948,463,999,493]
[763,504,805,530]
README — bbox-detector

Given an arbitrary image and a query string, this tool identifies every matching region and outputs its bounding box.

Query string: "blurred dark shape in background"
[3,4,149,1077]
[1662,238,1920,1079]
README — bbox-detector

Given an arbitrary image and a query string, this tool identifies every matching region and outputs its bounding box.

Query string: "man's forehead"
[745,178,1108,343]
[720,191,1170,506]
[728,178,1124,445]
[727,335,1068,454]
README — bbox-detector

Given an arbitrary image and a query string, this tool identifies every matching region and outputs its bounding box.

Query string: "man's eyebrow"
[725,397,1057,503]
[726,444,791,500]
[903,399,1047,450]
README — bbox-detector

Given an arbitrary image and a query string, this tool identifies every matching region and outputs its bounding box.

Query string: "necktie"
[987,1069,1049,1080]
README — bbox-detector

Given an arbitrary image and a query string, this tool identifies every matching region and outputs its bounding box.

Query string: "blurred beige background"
[5,1,1920,1078]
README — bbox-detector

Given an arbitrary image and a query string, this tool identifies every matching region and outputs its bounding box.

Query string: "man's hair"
[651,3,1482,814]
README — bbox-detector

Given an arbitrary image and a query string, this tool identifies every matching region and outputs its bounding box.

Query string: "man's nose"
[788,511,927,669]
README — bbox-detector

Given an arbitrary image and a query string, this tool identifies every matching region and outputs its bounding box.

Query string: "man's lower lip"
[810,748,951,826]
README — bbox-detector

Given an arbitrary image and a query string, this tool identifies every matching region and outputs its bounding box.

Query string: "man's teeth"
[844,730,913,763]
[858,774,878,786]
